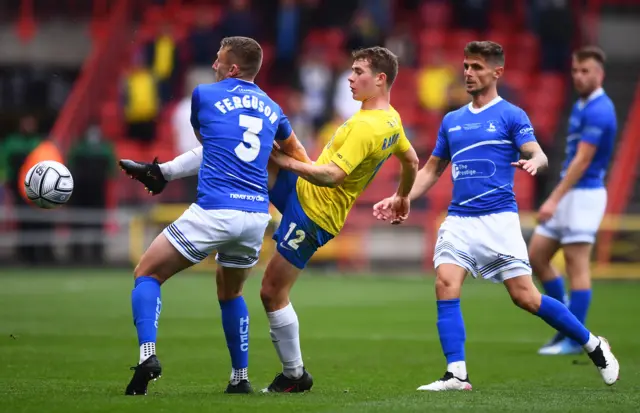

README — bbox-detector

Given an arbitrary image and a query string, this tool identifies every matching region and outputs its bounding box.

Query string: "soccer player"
[373,41,619,391]
[127,46,419,392]
[119,36,310,396]
[530,46,617,355]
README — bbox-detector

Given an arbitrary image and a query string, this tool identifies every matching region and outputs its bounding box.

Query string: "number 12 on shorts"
[282,222,306,250]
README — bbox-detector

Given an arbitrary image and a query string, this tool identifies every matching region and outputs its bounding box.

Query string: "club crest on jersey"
[485,120,498,133]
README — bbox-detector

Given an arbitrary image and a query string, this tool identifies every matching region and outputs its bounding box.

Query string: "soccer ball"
[24,160,74,209]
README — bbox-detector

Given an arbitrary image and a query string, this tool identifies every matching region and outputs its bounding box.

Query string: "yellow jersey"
[296,107,412,235]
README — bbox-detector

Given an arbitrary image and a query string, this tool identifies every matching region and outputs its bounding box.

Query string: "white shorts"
[434,212,531,282]
[534,188,607,245]
[163,203,271,268]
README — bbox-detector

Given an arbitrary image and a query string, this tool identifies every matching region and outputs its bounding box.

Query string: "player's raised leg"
[126,232,194,395]
[417,263,473,391]
[216,265,253,394]
[503,274,619,385]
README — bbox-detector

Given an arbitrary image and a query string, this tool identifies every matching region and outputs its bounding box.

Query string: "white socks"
[139,342,156,364]
[448,361,467,379]
[230,367,248,385]
[268,303,304,379]
[584,333,601,353]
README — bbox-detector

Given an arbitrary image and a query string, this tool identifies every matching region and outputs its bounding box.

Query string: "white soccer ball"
[24,160,74,209]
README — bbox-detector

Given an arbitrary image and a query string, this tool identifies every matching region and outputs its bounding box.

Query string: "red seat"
[446,30,479,54]
[501,71,530,95]
[419,29,447,52]
[420,2,452,29]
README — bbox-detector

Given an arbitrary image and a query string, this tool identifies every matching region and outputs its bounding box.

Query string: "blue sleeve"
[275,110,293,141]
[190,86,201,130]
[432,118,450,160]
[580,105,612,146]
[510,107,536,147]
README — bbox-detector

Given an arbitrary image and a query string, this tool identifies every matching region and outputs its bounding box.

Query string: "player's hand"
[373,195,410,224]
[390,195,410,225]
[373,197,395,221]
[511,159,539,176]
[537,198,558,223]
[269,146,292,169]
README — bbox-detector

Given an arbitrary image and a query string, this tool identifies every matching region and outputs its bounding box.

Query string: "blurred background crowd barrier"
[1,0,640,277]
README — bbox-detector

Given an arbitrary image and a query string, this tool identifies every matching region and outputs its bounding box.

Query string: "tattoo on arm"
[435,159,450,176]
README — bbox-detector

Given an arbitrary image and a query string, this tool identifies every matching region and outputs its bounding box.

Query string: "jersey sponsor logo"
[229,193,266,202]
[226,84,266,96]
[583,126,603,137]
[485,120,498,133]
[448,125,462,132]
[463,123,482,130]
[452,159,496,181]
[519,126,534,135]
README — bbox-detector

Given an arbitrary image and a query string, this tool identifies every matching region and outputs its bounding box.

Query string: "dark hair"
[464,41,505,66]
[220,36,263,79]
[573,46,606,66]
[351,46,399,88]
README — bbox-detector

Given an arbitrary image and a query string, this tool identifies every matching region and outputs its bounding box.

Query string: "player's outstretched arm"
[277,132,313,164]
[373,155,448,222]
[270,149,346,188]
[379,145,419,224]
[511,141,548,176]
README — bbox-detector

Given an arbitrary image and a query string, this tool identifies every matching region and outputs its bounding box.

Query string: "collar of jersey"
[467,96,503,114]
[223,77,255,86]
[577,87,604,110]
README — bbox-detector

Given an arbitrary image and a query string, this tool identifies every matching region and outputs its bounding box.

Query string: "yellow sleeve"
[395,126,412,154]
[331,121,375,175]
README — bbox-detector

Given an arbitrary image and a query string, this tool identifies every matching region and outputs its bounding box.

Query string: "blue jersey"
[190,78,292,213]
[433,97,536,217]
[561,88,617,189]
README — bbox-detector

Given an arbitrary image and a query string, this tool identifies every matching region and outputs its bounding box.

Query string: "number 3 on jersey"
[282,222,306,250]
[235,114,262,162]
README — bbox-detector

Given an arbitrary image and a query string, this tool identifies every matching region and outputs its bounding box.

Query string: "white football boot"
[417,371,472,391]
[587,336,619,386]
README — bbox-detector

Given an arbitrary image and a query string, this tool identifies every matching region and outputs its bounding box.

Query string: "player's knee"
[510,287,541,313]
[260,276,288,310]
[434,271,463,299]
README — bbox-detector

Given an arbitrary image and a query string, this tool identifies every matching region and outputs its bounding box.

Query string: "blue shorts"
[269,170,334,269]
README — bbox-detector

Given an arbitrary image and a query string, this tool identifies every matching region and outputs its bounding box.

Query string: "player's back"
[562,89,617,188]
[436,97,536,216]
[191,78,290,213]
[297,107,411,235]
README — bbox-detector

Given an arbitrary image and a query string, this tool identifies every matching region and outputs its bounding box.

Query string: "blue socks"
[567,289,592,345]
[536,295,589,345]
[542,277,566,305]
[132,276,162,346]
[132,276,161,363]
[220,296,250,371]
[541,277,592,345]
[437,299,466,363]
[569,289,591,325]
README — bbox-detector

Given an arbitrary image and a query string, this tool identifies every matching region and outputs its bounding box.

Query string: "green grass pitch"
[1,269,639,412]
